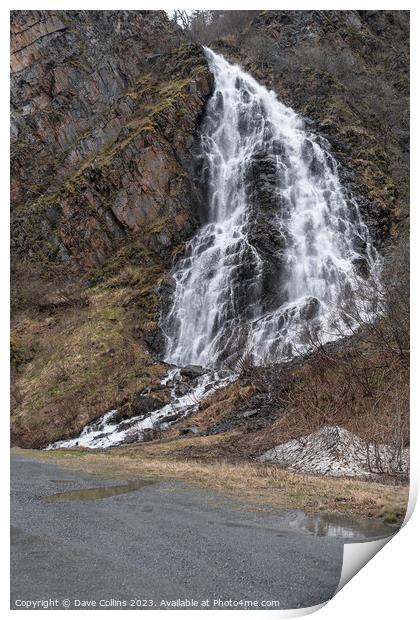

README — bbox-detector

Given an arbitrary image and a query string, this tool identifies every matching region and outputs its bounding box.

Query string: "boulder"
[160,412,181,424]
[179,425,201,435]
[131,394,163,417]
[241,409,259,419]
[109,402,132,424]
[174,383,190,397]
[180,364,207,380]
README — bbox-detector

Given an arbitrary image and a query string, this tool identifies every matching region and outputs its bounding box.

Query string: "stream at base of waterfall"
[47,368,234,450]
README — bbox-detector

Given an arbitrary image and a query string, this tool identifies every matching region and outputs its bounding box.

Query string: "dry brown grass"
[17,442,408,523]
[222,344,409,475]
[261,347,407,441]
[11,283,166,448]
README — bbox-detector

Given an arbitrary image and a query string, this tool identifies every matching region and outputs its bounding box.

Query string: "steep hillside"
[11,10,212,446]
[11,10,212,269]
[11,10,409,455]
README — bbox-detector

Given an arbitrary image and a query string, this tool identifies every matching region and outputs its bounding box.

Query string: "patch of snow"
[257,426,409,478]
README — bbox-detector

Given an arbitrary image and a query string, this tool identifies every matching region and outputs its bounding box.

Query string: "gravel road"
[10,453,391,610]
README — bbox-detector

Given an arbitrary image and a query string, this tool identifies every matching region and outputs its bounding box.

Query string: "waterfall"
[47,49,379,451]
[162,48,379,367]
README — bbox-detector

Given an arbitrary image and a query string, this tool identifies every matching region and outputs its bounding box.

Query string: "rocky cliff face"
[11,10,212,447]
[11,10,212,270]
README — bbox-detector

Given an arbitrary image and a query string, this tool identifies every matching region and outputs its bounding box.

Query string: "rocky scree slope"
[11,10,212,447]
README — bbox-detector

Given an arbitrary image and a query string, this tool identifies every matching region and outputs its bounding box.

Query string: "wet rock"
[160,412,182,424]
[122,430,143,445]
[352,257,370,279]
[180,425,201,435]
[180,364,207,380]
[143,325,166,355]
[299,297,320,321]
[241,409,259,419]
[110,403,132,424]
[174,383,190,397]
[131,394,163,417]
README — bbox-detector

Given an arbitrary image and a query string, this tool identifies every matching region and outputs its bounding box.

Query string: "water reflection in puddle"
[42,477,398,540]
[44,480,154,502]
[285,511,396,540]
[220,511,394,540]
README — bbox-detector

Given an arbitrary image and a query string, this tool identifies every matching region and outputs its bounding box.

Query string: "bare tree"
[171,10,193,30]
[235,237,409,477]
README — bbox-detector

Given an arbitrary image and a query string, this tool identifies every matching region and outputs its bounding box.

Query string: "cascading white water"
[162,49,379,367]
[47,48,380,451]
[47,368,234,450]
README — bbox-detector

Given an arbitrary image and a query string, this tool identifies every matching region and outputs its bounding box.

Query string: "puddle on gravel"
[44,480,154,502]
[285,510,396,540]
[219,509,396,540]
[50,479,74,484]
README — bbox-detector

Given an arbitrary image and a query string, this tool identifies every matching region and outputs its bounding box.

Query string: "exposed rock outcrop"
[11,10,213,271]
